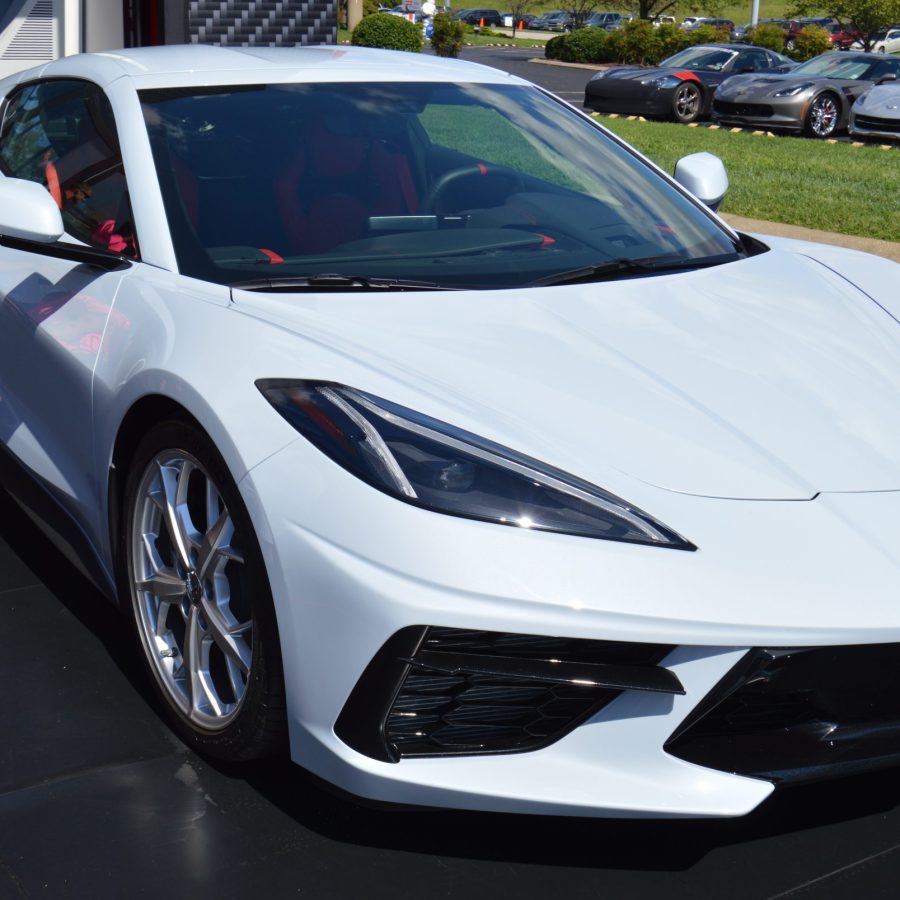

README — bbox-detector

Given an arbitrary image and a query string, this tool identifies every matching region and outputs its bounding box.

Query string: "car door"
[0,78,137,561]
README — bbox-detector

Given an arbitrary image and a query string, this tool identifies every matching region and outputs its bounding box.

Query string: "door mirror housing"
[673,152,729,212]
[876,73,897,86]
[0,177,64,243]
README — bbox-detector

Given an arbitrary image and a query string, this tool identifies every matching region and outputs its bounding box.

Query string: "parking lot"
[2,43,900,900]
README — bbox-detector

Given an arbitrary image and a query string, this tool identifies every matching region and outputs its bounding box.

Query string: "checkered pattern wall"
[188,0,336,47]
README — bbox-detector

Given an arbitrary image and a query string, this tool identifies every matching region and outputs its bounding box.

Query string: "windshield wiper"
[528,254,737,288]
[231,274,457,292]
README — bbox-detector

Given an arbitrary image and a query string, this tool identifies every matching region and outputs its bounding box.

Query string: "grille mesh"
[386,627,672,757]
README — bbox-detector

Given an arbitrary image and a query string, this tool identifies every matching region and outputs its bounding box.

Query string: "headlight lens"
[257,380,694,549]
[651,75,682,89]
[773,82,813,97]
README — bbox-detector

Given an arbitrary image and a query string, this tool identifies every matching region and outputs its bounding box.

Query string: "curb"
[529,57,608,70]
[722,214,900,263]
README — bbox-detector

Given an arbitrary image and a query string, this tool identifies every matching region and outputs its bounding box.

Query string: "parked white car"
[850,79,900,139]
[852,26,900,53]
[1,45,899,820]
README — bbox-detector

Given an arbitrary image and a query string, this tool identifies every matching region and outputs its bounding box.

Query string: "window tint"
[735,50,771,71]
[0,80,138,257]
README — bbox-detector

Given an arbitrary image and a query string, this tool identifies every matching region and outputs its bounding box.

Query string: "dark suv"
[456,8,503,26]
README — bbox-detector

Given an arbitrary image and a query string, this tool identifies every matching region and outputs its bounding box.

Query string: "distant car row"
[584,47,900,140]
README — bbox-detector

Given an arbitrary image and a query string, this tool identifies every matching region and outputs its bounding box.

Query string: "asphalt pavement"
[5,490,900,897]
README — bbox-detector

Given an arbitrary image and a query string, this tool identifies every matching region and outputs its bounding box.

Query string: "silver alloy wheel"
[673,83,701,122]
[809,94,839,136]
[131,450,251,731]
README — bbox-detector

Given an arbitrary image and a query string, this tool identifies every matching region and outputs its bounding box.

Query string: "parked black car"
[456,7,503,26]
[584,43,795,123]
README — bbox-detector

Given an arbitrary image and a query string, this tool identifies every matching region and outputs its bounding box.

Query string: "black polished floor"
[4,486,900,899]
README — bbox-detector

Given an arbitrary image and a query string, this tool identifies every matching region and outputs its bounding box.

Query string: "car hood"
[601,66,701,84]
[231,247,900,501]
[856,83,900,118]
[718,73,863,97]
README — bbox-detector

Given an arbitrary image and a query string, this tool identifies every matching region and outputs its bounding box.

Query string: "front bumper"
[712,97,807,132]
[584,81,673,117]
[241,437,900,817]
[850,113,900,141]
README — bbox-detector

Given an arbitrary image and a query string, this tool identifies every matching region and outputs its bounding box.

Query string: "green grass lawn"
[596,116,900,242]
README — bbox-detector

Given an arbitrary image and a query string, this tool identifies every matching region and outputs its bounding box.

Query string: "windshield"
[140,82,740,289]
[661,47,737,71]
[792,55,900,80]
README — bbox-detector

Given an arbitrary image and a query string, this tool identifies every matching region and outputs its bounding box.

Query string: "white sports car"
[1,45,899,819]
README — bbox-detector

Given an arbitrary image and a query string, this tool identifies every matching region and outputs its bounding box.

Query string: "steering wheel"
[420,163,523,215]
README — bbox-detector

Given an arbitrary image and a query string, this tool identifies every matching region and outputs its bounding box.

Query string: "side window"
[737,50,771,72]
[0,80,138,258]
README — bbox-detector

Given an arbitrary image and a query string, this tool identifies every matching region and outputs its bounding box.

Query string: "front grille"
[336,626,682,761]
[666,644,900,783]
[713,100,774,118]
[853,114,900,134]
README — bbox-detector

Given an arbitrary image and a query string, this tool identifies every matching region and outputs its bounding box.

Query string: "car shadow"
[4,485,900,873]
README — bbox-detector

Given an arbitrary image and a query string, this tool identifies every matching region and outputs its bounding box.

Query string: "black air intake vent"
[335,626,682,762]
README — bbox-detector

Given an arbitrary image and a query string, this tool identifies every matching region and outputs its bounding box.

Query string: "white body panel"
[0,46,898,818]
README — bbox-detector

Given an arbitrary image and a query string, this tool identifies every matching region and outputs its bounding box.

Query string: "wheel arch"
[107,394,209,602]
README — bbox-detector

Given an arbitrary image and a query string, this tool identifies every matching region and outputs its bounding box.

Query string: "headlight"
[257,380,694,549]
[650,75,682,89]
[590,71,607,80]
[853,92,865,106]
[773,82,813,97]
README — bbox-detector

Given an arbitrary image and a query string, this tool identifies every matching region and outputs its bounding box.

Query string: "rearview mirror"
[673,152,729,212]
[0,176,64,243]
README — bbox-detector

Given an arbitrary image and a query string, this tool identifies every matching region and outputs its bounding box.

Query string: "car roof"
[0,44,525,92]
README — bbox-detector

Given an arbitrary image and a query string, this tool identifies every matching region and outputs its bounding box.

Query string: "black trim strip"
[334,626,429,763]
[405,649,685,695]
[0,235,132,271]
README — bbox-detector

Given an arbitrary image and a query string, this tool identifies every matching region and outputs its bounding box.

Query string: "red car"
[785,18,862,51]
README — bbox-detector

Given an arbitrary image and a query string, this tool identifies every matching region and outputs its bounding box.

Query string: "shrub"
[616,19,661,65]
[687,24,726,46]
[545,33,567,59]
[351,12,423,52]
[545,27,609,63]
[791,26,832,62]
[431,11,465,57]
[363,0,379,16]
[745,22,787,53]
[656,23,690,60]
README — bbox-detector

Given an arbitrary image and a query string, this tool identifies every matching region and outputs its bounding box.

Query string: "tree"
[566,0,598,30]
[507,0,532,34]
[612,0,683,23]
[787,0,900,49]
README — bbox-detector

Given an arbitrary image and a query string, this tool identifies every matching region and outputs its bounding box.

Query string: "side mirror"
[876,74,897,85]
[0,177,64,243]
[674,152,729,212]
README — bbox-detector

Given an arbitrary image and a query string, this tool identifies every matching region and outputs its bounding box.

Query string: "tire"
[672,81,702,124]
[122,419,286,760]
[804,92,841,138]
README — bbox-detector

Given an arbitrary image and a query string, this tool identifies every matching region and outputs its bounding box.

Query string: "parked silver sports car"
[850,80,900,140]
[713,51,900,137]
